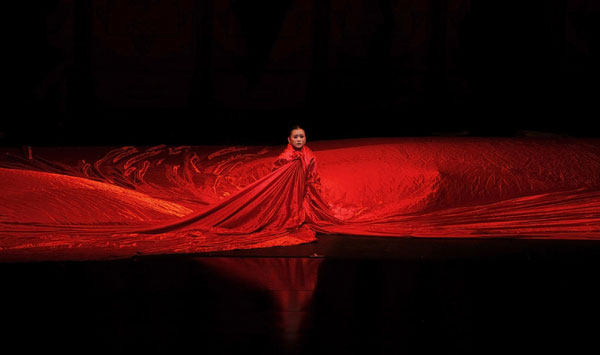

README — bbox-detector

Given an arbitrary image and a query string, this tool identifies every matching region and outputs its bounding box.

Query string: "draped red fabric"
[1,138,599,261]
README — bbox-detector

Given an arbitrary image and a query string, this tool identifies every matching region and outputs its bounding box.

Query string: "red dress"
[127,143,340,243]
[271,143,343,228]
[2,138,599,261]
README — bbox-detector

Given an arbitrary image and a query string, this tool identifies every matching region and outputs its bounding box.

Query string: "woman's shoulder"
[280,143,293,153]
[303,145,316,157]
[275,144,294,159]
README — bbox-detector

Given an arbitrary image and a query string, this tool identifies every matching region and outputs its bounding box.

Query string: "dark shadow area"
[2,237,599,354]
[4,1,599,147]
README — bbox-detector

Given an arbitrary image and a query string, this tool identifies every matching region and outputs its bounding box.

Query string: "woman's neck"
[289,143,304,151]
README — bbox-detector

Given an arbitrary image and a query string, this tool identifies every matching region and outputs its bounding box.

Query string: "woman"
[2,128,599,261]
[128,125,341,238]
[271,125,343,228]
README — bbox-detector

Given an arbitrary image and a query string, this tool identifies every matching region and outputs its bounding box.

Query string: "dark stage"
[5,0,600,146]
[2,235,600,354]
[4,1,600,354]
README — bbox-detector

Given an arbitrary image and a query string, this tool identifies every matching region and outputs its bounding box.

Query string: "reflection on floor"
[2,234,599,354]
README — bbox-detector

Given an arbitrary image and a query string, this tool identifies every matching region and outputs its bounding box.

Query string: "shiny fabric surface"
[1,138,599,261]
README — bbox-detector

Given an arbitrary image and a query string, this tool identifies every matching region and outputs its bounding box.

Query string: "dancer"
[128,125,340,236]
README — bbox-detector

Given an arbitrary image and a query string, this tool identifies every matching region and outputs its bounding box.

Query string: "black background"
[5,0,599,147]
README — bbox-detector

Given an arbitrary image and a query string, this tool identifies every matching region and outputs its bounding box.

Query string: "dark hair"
[289,125,305,137]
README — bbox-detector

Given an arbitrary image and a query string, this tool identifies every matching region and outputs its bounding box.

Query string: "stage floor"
[2,235,599,354]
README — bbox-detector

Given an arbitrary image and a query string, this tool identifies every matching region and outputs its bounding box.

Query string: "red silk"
[1,138,599,261]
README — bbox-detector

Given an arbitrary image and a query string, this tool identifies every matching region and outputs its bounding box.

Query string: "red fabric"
[1,138,599,261]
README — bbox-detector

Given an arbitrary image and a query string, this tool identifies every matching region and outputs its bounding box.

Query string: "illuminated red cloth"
[1,138,599,261]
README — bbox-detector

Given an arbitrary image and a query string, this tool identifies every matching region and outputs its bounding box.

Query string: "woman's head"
[288,125,306,150]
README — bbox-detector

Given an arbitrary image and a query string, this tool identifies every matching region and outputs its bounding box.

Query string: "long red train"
[1,137,599,262]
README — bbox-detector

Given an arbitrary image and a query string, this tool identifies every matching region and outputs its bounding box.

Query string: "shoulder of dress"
[304,146,317,158]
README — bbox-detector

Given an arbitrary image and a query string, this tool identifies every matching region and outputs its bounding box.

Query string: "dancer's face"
[288,129,306,150]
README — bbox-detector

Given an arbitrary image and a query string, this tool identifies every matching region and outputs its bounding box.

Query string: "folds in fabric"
[1,138,599,261]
